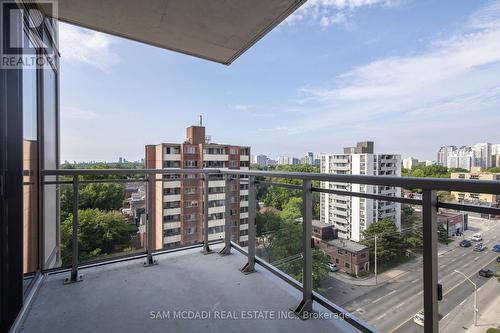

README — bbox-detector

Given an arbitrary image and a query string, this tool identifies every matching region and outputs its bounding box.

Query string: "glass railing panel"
[314,192,425,332]
[438,206,499,332]
[68,179,147,265]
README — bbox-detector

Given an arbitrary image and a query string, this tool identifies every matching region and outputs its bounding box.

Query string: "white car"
[471,233,483,242]
[327,263,338,272]
[413,311,424,327]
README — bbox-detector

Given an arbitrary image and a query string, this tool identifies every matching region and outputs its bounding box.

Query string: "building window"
[185,146,197,154]
[163,173,181,180]
[185,201,198,208]
[164,161,181,168]
[164,188,180,195]
[209,213,224,220]
[185,187,197,195]
[345,262,350,269]
[209,200,224,208]
[164,228,181,237]
[208,226,224,234]
[185,160,198,168]
[164,201,180,209]
[164,215,180,222]
[229,148,238,155]
[184,214,197,222]
[184,227,197,235]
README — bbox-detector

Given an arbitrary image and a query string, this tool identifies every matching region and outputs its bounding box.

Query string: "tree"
[255,211,329,290]
[60,183,125,220]
[438,224,449,243]
[437,191,454,203]
[279,197,302,221]
[361,218,406,265]
[61,209,131,264]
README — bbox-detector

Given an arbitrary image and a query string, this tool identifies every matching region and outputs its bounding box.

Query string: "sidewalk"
[441,278,500,333]
[466,278,500,333]
[331,256,422,286]
[332,243,454,286]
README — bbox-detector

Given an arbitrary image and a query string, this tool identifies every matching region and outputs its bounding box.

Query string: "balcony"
[13,168,500,333]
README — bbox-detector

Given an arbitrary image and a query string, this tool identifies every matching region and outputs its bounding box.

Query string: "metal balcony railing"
[40,168,500,333]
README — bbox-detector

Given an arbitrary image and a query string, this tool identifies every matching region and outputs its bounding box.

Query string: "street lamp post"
[454,269,478,326]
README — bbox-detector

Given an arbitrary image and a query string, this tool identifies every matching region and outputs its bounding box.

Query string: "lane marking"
[375,313,386,321]
[459,299,467,306]
[396,301,406,308]
[372,290,397,303]
[410,278,419,284]
[388,255,498,333]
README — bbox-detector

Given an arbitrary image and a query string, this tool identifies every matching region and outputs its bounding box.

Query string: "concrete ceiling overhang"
[43,0,307,65]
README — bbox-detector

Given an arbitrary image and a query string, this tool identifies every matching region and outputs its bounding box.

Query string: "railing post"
[292,179,313,318]
[241,175,256,274]
[144,174,158,266]
[202,173,211,254]
[64,175,82,284]
[219,174,232,256]
[422,189,439,332]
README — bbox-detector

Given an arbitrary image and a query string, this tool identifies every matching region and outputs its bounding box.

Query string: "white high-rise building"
[278,156,290,165]
[447,147,474,170]
[402,157,419,170]
[471,143,492,169]
[437,146,457,166]
[320,142,401,242]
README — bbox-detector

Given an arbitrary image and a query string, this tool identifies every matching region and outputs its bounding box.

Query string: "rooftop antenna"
[199,115,203,126]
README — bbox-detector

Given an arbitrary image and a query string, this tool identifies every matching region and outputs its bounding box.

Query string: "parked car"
[459,239,472,247]
[478,268,493,278]
[473,243,486,252]
[413,311,424,327]
[496,256,500,263]
[471,233,482,242]
[492,244,500,252]
[327,263,338,272]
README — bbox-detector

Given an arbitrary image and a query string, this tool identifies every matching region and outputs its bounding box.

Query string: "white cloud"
[264,1,500,158]
[234,104,253,111]
[59,22,120,71]
[287,0,398,26]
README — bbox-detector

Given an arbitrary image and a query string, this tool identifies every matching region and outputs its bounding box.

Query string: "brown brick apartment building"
[311,220,369,276]
[145,125,250,249]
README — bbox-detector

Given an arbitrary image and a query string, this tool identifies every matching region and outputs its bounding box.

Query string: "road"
[320,216,500,332]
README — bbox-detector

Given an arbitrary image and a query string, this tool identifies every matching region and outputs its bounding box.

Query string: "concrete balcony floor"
[19,245,360,333]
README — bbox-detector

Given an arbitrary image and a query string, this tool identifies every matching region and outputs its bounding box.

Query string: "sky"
[59,0,500,163]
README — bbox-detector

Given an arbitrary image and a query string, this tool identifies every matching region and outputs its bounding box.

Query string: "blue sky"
[59,0,500,162]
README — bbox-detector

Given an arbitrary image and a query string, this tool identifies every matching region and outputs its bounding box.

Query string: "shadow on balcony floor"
[20,245,360,333]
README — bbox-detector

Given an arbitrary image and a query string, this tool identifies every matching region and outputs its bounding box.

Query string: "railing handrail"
[39,167,499,333]
[42,168,500,195]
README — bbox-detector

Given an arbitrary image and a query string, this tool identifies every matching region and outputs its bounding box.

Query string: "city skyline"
[60,0,500,162]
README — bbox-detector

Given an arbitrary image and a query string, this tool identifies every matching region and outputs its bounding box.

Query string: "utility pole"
[374,235,378,285]
[454,270,478,326]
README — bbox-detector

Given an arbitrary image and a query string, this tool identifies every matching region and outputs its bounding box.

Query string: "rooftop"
[312,220,332,229]
[20,244,360,333]
[324,239,368,253]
